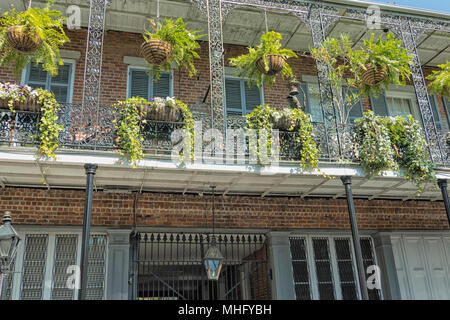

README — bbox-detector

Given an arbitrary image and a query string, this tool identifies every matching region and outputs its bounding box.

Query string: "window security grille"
[312,238,335,300]
[289,236,381,300]
[7,233,107,300]
[51,235,78,300]
[86,235,107,300]
[20,234,48,300]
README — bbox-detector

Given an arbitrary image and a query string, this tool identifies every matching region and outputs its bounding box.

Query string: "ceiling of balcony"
[3,0,449,66]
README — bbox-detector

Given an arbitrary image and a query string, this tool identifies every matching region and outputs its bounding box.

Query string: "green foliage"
[427,60,450,97]
[358,33,413,97]
[0,0,69,79]
[355,111,436,193]
[143,18,205,81]
[113,97,194,167]
[245,105,319,170]
[35,88,63,160]
[310,33,364,124]
[229,31,297,89]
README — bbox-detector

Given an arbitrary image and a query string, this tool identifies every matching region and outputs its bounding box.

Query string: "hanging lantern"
[203,235,224,281]
[0,212,21,273]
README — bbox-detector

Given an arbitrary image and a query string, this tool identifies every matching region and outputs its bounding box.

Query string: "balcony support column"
[341,176,369,300]
[78,163,98,300]
[386,17,444,163]
[438,179,450,225]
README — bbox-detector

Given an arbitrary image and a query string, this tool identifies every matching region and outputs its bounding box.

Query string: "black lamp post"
[0,212,21,298]
[203,186,224,281]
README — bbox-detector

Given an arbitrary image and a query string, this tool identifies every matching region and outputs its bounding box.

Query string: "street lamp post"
[0,212,21,299]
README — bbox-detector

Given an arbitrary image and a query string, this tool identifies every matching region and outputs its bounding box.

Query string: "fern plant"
[358,33,413,96]
[427,60,450,97]
[0,0,69,79]
[229,31,297,89]
[143,18,205,81]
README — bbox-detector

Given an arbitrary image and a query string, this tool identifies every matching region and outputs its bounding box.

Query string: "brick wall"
[0,28,448,125]
[1,187,448,230]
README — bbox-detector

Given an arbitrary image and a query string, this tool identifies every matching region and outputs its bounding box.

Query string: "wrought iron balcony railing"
[0,104,448,166]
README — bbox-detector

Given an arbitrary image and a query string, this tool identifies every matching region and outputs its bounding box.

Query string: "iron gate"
[130,232,271,300]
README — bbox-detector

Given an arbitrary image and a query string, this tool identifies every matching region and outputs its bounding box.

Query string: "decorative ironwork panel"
[77,0,110,150]
[0,110,40,147]
[306,5,341,160]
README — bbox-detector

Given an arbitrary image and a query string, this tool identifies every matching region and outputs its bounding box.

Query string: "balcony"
[0,104,448,167]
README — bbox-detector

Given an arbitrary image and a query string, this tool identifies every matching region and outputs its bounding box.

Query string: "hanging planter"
[5,25,41,53]
[0,0,70,78]
[229,31,297,89]
[140,38,173,66]
[0,96,41,112]
[255,54,286,76]
[357,33,413,96]
[141,18,204,81]
[360,63,387,86]
[140,98,182,122]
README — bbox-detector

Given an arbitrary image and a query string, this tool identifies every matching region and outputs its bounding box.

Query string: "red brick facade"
[1,187,448,230]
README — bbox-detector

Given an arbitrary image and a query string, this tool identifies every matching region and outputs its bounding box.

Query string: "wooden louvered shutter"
[129,69,150,99]
[225,79,242,113]
[369,92,389,116]
[153,72,171,98]
[244,81,261,113]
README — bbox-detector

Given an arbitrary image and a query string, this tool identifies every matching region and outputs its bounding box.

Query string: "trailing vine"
[113,97,194,167]
[355,111,436,192]
[245,105,319,170]
[0,82,62,159]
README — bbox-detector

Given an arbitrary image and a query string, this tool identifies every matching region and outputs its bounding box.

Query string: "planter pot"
[361,63,387,86]
[141,39,173,65]
[256,55,285,76]
[6,26,42,54]
[0,97,41,112]
[272,115,297,131]
[141,104,182,122]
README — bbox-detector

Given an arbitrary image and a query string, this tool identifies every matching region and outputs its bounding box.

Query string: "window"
[300,82,324,123]
[370,90,443,130]
[289,235,381,300]
[127,68,172,99]
[3,231,107,300]
[23,63,74,103]
[224,78,263,115]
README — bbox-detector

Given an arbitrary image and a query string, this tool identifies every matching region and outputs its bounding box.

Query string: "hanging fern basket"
[361,63,387,86]
[0,97,41,112]
[272,115,298,131]
[141,104,182,122]
[256,54,286,76]
[141,39,173,65]
[6,26,42,54]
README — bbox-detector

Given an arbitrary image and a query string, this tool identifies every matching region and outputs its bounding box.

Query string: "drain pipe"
[341,176,369,300]
[438,179,450,225]
[78,163,97,300]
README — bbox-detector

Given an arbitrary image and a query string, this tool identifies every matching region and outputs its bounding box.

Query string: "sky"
[367,0,450,13]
